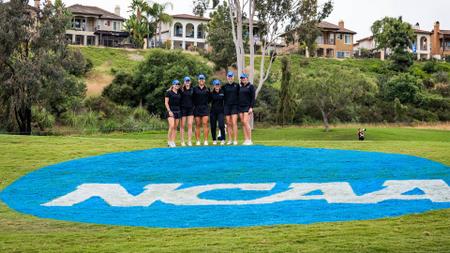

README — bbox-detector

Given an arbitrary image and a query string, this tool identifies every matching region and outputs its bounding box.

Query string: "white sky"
[30,0,450,40]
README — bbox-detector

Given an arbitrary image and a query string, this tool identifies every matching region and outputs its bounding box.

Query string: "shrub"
[104,49,212,117]
[385,73,423,105]
[31,106,55,131]
[422,60,438,74]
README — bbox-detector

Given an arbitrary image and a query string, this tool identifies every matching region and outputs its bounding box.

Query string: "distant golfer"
[239,73,255,145]
[164,80,182,148]
[223,71,240,145]
[357,128,366,141]
[210,79,226,145]
[193,74,210,146]
[180,76,194,146]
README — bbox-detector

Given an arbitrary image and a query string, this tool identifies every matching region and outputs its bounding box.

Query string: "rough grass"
[0,127,449,252]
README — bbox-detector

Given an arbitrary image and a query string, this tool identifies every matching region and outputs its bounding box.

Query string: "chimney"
[338,20,344,29]
[114,5,121,16]
[434,21,440,33]
[431,21,441,57]
[414,22,420,30]
[34,0,40,9]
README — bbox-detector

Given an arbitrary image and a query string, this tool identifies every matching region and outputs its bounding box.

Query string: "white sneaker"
[181,142,186,147]
[204,141,209,146]
[196,141,201,146]
[243,140,253,146]
[187,141,192,146]
[227,141,232,145]
[220,140,225,145]
[233,141,238,145]
[168,142,176,148]
[213,141,217,145]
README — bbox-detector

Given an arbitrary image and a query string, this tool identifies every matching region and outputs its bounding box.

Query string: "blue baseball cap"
[184,76,191,82]
[198,74,206,80]
[227,71,234,77]
[240,73,248,79]
[172,79,180,85]
[212,79,221,86]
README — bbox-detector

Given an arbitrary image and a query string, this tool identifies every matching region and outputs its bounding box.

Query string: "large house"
[149,14,209,50]
[354,21,449,60]
[281,20,357,59]
[65,4,129,47]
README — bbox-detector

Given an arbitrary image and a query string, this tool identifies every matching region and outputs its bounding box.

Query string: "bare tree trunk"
[228,0,244,74]
[248,0,255,84]
[320,109,330,132]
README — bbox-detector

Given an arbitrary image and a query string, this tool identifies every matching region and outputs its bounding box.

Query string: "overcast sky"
[31,0,450,40]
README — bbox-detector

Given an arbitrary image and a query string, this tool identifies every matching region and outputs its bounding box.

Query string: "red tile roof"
[68,4,124,21]
[172,14,210,21]
[414,29,432,34]
[317,21,356,34]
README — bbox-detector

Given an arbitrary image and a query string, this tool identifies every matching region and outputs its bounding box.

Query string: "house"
[431,21,450,60]
[354,22,448,60]
[281,20,357,59]
[150,14,209,50]
[65,4,129,47]
[413,23,432,60]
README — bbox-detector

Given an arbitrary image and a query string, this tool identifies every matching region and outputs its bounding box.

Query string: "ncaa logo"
[1,146,449,228]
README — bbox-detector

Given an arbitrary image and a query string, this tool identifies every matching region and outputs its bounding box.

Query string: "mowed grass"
[0,127,449,252]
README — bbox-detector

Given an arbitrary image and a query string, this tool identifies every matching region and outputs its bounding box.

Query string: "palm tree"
[148,2,173,47]
[126,0,150,48]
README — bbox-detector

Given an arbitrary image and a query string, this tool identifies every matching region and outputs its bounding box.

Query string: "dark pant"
[210,111,226,141]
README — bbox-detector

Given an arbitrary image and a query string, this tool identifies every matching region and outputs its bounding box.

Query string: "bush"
[104,49,212,117]
[31,106,55,131]
[384,73,423,104]
[422,60,438,74]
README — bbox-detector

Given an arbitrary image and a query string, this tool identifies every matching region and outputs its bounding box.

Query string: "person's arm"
[249,85,256,113]
[164,95,173,117]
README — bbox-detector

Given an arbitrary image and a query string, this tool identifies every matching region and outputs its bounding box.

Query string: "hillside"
[77,46,450,95]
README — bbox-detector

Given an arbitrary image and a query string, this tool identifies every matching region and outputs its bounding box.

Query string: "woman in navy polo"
[223,71,240,145]
[180,76,194,146]
[238,73,255,145]
[164,80,182,148]
[193,74,210,146]
[209,79,226,145]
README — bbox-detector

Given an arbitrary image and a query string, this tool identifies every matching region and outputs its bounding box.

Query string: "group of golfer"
[164,71,255,148]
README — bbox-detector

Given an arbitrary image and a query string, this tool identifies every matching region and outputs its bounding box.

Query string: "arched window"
[186,23,195,38]
[420,36,428,51]
[174,23,183,37]
[197,24,205,39]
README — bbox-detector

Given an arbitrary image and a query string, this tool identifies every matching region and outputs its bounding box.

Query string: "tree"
[193,0,332,98]
[148,2,173,47]
[371,17,415,72]
[277,56,297,125]
[287,0,333,58]
[193,0,219,16]
[0,0,87,134]
[103,49,213,117]
[206,1,236,70]
[125,0,150,48]
[297,66,378,131]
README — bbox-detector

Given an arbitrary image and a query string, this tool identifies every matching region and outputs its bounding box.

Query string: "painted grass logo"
[1,146,449,228]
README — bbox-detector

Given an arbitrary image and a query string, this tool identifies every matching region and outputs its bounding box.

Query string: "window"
[197,24,205,39]
[328,33,335,45]
[65,34,73,44]
[87,36,96,46]
[337,51,350,58]
[106,20,111,26]
[72,18,84,30]
[337,34,343,40]
[186,23,194,38]
[113,22,117,31]
[345,34,352,44]
[316,35,324,44]
[174,23,183,37]
[446,41,450,49]
[75,35,84,45]
[420,37,428,51]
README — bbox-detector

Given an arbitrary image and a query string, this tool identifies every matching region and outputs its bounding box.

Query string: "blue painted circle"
[1,146,449,228]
